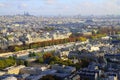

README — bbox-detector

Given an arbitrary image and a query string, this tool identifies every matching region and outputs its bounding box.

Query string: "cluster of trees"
[37,54,75,67]
[44,27,55,31]
[0,30,109,53]
[0,49,9,53]
[37,53,53,64]
[28,51,44,58]
[117,31,120,34]
[0,55,35,70]
[0,57,32,70]
[16,60,30,67]
[98,27,120,35]
[0,57,16,70]
[90,34,107,39]
[37,52,90,70]
[28,52,37,57]
[7,37,87,52]
[16,60,24,65]
[49,56,73,66]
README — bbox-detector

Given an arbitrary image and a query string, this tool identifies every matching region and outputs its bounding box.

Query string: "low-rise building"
[51,64,76,73]
[3,65,25,75]
[20,67,41,74]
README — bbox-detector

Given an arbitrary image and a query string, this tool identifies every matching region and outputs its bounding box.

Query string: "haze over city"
[1,0,120,80]
[0,0,120,16]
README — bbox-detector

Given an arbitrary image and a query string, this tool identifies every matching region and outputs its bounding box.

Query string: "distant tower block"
[24,12,30,16]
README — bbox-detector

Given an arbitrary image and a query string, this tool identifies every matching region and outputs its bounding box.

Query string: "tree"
[38,58,44,63]
[73,63,81,70]
[0,60,5,69]
[78,37,87,41]
[51,56,60,61]
[0,58,16,70]
[28,52,36,57]
[50,61,54,65]
[24,61,30,66]
[17,60,24,65]
[14,46,22,51]
[43,53,52,60]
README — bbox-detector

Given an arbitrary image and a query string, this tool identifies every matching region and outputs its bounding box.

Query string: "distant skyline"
[0,0,120,16]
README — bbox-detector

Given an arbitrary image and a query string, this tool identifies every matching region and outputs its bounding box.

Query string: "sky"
[0,0,120,16]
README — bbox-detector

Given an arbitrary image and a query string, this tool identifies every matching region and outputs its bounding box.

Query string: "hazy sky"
[0,0,120,16]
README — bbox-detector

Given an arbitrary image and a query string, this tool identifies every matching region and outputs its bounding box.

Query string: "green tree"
[0,58,16,70]
[28,52,36,57]
[78,37,87,41]
[24,61,30,66]
[38,58,44,63]
[51,56,60,61]
[14,46,22,51]
[17,60,24,65]
[50,61,55,65]
[0,60,5,69]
